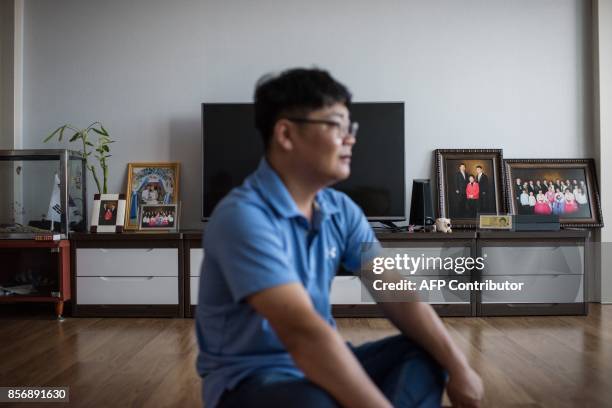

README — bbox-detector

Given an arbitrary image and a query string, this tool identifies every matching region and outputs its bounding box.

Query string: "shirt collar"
[253,158,340,219]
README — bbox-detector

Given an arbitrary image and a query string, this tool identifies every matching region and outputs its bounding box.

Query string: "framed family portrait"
[435,149,505,228]
[90,193,126,233]
[139,204,179,231]
[504,159,603,228]
[125,162,180,230]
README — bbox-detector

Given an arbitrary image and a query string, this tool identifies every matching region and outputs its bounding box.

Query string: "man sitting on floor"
[196,67,484,407]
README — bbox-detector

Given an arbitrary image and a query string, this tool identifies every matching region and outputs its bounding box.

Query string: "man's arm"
[248,283,392,408]
[378,301,484,408]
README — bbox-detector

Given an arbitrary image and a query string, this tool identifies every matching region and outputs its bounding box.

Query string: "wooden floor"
[1,305,611,407]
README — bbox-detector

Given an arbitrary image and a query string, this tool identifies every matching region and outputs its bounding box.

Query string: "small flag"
[47,173,62,223]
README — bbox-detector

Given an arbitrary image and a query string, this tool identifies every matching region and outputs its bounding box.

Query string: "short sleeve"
[339,195,381,273]
[205,202,300,302]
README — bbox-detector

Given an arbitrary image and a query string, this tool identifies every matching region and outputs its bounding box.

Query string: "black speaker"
[409,179,435,226]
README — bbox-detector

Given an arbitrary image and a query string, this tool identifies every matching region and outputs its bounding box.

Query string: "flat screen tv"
[202,102,405,220]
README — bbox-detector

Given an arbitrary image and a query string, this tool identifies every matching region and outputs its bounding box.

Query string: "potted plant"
[44,122,114,194]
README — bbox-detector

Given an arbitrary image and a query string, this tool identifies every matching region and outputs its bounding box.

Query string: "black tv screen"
[202,102,405,220]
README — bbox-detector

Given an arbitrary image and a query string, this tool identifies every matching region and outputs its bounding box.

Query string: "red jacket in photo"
[466,182,479,199]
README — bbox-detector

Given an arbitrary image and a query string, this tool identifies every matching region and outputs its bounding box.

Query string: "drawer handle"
[100,276,155,281]
[96,249,156,253]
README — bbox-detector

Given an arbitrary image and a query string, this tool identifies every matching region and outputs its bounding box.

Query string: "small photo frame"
[479,214,513,230]
[139,204,178,231]
[90,194,126,233]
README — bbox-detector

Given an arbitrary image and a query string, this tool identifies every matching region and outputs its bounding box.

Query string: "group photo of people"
[447,160,498,219]
[513,172,592,219]
[139,205,177,230]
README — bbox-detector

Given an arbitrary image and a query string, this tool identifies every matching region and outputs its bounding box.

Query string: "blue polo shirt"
[196,158,377,407]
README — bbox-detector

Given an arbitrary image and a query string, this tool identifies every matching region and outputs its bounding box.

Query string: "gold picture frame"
[124,162,180,230]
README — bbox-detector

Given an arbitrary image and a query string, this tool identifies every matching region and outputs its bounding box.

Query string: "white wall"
[1,0,16,224]
[21,0,593,229]
[0,0,14,149]
[595,0,612,303]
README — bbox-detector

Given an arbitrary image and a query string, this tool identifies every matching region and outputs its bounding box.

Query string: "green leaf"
[69,132,81,142]
[43,126,62,142]
[102,145,109,152]
[92,128,105,136]
[59,125,68,141]
[85,141,94,147]
[100,125,109,136]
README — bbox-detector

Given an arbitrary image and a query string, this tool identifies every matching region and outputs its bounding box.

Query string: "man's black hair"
[254,68,352,149]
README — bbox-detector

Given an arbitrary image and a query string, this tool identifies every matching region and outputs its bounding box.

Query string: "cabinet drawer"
[76,248,178,277]
[190,249,204,277]
[481,275,583,303]
[330,276,374,304]
[77,276,178,304]
[481,246,583,276]
[190,276,200,305]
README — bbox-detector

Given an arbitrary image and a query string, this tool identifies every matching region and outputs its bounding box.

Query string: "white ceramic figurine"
[433,218,452,233]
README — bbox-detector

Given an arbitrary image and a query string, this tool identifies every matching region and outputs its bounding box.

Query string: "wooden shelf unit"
[0,239,71,319]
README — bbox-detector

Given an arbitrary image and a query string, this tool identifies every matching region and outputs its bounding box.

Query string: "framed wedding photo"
[435,149,505,228]
[504,159,603,228]
[90,193,126,233]
[124,162,180,230]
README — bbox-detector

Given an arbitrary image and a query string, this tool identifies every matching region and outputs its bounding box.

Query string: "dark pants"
[217,335,446,408]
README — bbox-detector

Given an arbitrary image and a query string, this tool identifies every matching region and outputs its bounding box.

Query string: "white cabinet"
[76,248,179,305]
[72,233,182,317]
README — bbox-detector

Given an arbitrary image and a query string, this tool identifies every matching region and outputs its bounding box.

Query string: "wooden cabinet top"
[70,232,182,241]
[69,228,589,243]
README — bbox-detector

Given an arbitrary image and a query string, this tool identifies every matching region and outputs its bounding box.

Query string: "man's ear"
[272,119,294,152]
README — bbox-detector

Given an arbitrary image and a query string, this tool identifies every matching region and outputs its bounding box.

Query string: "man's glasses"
[285,117,359,140]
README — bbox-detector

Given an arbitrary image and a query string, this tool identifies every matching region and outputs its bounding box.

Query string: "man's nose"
[343,134,356,146]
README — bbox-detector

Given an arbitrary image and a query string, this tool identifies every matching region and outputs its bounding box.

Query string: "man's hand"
[446,365,484,408]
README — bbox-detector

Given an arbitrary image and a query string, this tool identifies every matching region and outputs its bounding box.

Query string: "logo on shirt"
[327,246,337,259]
